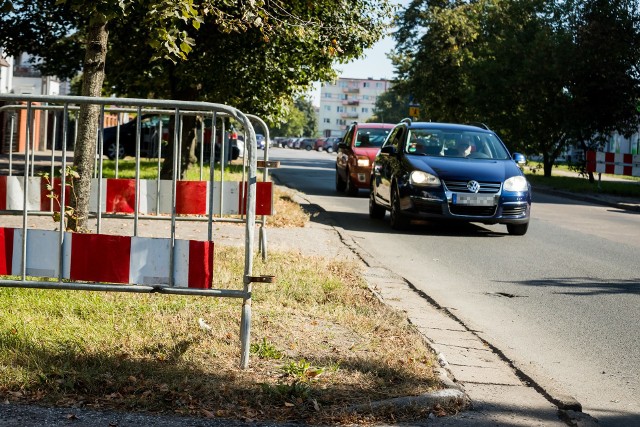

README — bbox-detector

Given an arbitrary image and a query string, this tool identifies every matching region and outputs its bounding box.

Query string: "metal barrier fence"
[0,94,270,368]
[0,103,277,259]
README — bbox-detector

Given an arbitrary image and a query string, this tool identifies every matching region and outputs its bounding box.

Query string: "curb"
[288,190,474,414]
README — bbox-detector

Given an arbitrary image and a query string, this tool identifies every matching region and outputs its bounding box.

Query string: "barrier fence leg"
[239,292,252,369]
[259,225,267,262]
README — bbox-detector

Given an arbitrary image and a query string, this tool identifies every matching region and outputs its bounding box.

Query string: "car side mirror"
[338,142,348,149]
[380,145,397,156]
[512,153,526,165]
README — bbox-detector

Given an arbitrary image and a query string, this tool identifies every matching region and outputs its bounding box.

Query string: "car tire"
[345,170,359,196]
[305,144,312,151]
[390,186,409,230]
[507,222,529,236]
[106,142,125,160]
[326,146,334,154]
[336,168,347,192]
[369,185,386,219]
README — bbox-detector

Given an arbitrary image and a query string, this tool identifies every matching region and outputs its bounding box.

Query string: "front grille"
[443,180,501,194]
[502,205,527,216]
[449,205,497,216]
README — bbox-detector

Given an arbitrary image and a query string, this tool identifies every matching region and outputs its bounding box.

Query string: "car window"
[405,128,511,159]
[406,129,443,155]
[388,127,405,150]
[141,116,170,129]
[343,126,356,146]
[355,128,391,148]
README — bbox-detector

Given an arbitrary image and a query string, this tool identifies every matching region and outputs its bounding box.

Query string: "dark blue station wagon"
[369,120,531,235]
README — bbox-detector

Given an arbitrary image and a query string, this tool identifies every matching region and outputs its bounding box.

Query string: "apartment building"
[318,77,391,137]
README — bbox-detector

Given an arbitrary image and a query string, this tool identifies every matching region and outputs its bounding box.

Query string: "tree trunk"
[159,78,199,180]
[69,16,108,231]
[543,153,553,177]
[159,115,197,180]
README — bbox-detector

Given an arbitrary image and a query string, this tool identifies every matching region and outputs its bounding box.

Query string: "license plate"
[452,193,495,206]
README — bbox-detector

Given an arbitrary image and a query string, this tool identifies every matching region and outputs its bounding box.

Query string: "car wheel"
[326,146,334,154]
[390,186,409,230]
[345,170,359,196]
[507,222,529,236]
[369,185,386,219]
[106,142,125,160]
[305,144,312,151]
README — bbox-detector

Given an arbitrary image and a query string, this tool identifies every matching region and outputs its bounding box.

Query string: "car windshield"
[355,128,391,148]
[405,128,511,160]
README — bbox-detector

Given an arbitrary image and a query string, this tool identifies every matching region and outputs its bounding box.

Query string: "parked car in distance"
[336,122,394,196]
[197,121,240,162]
[300,138,317,151]
[369,119,531,235]
[273,137,288,147]
[286,137,302,149]
[256,134,266,149]
[313,138,326,152]
[102,115,169,160]
[315,136,342,153]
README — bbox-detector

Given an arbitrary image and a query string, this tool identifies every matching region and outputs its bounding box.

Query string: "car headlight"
[503,176,528,192]
[356,156,370,167]
[410,170,441,186]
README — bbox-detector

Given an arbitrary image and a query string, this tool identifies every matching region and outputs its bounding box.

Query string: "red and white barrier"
[0,177,273,216]
[0,227,213,289]
[586,151,640,177]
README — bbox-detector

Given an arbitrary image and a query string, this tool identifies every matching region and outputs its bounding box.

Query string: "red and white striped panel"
[2,177,273,216]
[0,176,45,211]
[0,228,63,277]
[0,227,213,288]
[586,151,640,177]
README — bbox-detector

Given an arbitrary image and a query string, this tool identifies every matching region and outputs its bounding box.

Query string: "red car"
[336,122,395,196]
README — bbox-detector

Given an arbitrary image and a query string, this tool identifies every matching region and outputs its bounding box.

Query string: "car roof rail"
[467,122,491,130]
[400,117,412,124]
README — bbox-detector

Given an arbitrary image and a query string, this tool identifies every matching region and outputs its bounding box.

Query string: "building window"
[363,82,370,88]
[340,93,348,100]
[324,105,331,111]
[323,118,331,123]
[323,92,332,98]
[337,106,344,113]
[362,107,369,113]
[337,119,346,125]
[376,82,384,88]
[362,95,369,100]
[339,81,348,88]
[351,107,357,112]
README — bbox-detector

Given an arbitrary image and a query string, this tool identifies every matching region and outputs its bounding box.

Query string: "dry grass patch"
[0,247,450,424]
[267,186,309,228]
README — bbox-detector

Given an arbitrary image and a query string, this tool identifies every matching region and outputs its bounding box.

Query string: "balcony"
[341,100,360,106]
[342,88,360,94]
[341,112,359,119]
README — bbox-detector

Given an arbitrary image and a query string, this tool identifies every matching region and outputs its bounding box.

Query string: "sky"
[310,0,409,106]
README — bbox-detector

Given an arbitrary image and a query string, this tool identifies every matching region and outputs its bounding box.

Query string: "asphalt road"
[269,146,640,427]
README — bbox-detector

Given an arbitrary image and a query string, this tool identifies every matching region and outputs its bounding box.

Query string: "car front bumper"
[402,186,531,225]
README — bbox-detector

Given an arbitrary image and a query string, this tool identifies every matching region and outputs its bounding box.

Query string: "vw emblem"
[467,180,480,193]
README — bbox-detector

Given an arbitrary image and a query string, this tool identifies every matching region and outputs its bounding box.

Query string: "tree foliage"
[393,0,640,177]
